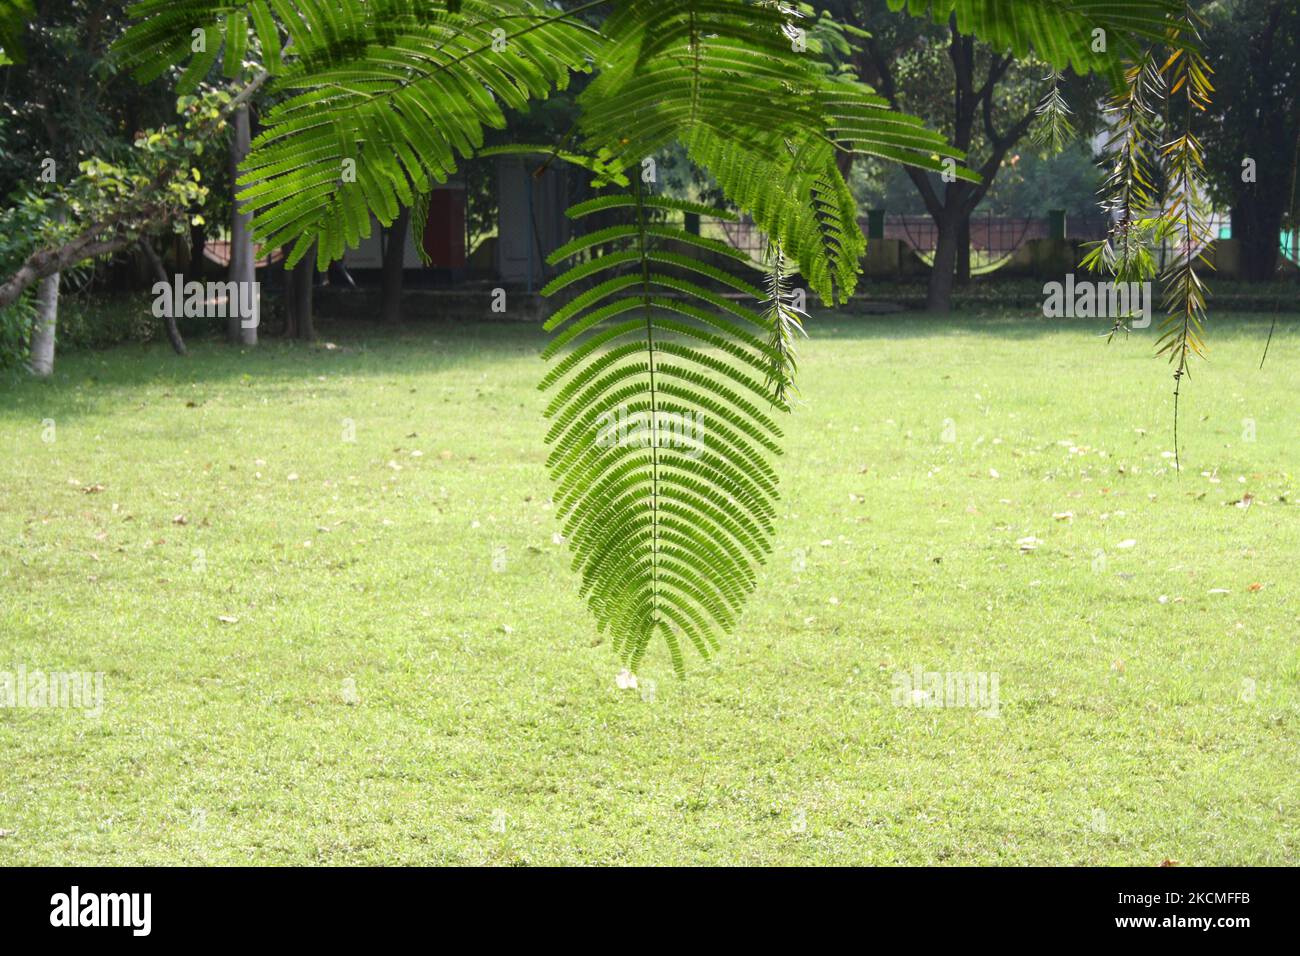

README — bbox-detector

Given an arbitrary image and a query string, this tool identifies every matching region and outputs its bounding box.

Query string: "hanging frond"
[1155,4,1214,470]
[541,185,786,674]
[761,241,807,406]
[1080,52,1164,289]
[1030,69,1076,154]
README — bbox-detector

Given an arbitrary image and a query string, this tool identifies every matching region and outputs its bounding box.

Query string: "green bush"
[0,294,34,371]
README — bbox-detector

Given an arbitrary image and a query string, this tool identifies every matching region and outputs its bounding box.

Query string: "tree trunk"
[228,105,258,346]
[927,214,959,312]
[280,244,297,337]
[291,246,315,340]
[138,238,187,356]
[956,214,971,286]
[1232,194,1283,282]
[28,271,61,378]
[189,219,207,283]
[382,206,411,323]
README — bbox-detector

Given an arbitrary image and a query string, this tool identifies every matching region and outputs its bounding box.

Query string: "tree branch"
[860,38,942,217]
[0,73,269,311]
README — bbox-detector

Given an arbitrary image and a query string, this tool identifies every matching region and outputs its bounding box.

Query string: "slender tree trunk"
[189,219,207,283]
[28,271,61,378]
[228,105,257,346]
[382,206,411,323]
[291,245,315,340]
[138,238,187,356]
[927,214,959,312]
[280,244,296,337]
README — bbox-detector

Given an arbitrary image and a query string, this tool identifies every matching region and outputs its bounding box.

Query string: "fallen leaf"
[172,515,188,526]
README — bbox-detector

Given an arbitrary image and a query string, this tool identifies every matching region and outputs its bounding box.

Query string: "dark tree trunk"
[956,214,972,286]
[291,246,315,340]
[928,213,959,312]
[188,220,206,283]
[382,206,412,323]
[1232,194,1283,282]
[279,244,296,337]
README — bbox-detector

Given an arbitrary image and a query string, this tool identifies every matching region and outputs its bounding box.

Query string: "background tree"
[0,0,176,373]
[1199,0,1300,281]
[380,207,410,324]
[827,0,1106,311]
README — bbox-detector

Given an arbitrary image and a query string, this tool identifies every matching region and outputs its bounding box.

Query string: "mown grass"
[1,308,1296,865]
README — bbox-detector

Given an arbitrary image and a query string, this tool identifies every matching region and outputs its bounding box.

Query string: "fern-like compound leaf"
[542,185,786,674]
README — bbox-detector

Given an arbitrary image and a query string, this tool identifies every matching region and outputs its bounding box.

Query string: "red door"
[422,188,466,268]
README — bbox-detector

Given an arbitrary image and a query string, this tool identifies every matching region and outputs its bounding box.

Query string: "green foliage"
[0,1,178,201]
[0,292,33,370]
[1,92,223,277]
[1029,70,1076,153]
[760,242,807,405]
[541,187,784,673]
[118,1,604,271]
[885,0,1181,79]
[0,0,33,64]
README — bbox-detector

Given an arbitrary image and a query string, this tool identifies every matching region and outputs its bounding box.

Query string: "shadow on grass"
[1,305,1289,425]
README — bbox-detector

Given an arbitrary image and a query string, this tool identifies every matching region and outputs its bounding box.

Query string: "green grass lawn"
[1,308,1296,865]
